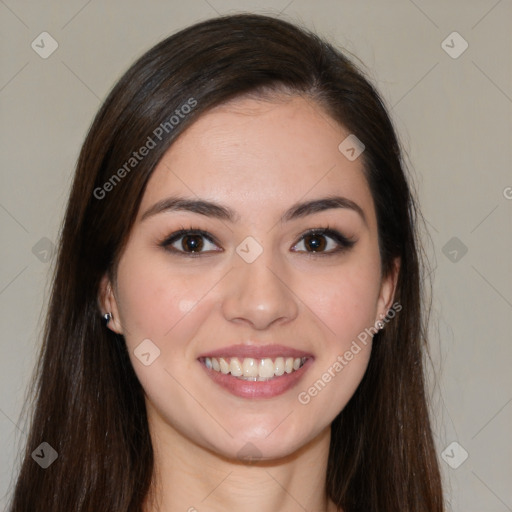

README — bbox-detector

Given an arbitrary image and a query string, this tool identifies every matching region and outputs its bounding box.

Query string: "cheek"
[292,267,380,424]
[114,252,226,364]
[303,261,382,343]
[115,254,199,345]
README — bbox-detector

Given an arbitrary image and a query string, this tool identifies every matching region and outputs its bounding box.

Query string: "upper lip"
[197,344,313,360]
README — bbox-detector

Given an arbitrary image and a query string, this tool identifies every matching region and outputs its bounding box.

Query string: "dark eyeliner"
[159,228,219,254]
[297,227,356,254]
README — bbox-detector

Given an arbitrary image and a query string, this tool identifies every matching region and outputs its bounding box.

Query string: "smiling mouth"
[199,356,308,381]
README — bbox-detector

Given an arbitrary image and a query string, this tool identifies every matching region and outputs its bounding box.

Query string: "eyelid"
[291,227,356,254]
[160,228,222,255]
[159,226,356,257]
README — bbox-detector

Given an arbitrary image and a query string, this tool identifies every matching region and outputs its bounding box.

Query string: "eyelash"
[292,228,356,255]
[159,226,356,257]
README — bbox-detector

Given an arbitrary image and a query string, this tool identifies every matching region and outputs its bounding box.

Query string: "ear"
[98,274,123,334]
[375,258,400,323]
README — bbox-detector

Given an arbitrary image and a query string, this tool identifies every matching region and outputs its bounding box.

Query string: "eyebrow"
[140,195,367,225]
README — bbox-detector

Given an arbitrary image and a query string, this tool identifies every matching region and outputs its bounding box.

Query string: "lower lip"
[199,359,313,399]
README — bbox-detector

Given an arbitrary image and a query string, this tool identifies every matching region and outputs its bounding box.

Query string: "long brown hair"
[8,13,443,511]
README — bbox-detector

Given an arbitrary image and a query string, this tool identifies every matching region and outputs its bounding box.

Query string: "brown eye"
[303,233,327,252]
[181,234,204,252]
[162,229,220,255]
[291,228,355,254]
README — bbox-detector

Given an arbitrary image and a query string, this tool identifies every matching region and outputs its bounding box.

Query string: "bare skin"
[100,94,398,512]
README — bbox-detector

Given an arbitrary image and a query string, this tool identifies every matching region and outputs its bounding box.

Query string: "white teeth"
[242,358,258,378]
[259,358,275,378]
[204,356,307,379]
[274,357,285,376]
[219,357,230,374]
[230,357,243,377]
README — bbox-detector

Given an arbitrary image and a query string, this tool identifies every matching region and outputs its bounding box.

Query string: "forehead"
[139,95,376,228]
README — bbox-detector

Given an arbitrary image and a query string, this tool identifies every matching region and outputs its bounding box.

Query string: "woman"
[8,13,443,512]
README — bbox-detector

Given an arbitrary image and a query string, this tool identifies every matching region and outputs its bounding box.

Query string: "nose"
[221,253,299,330]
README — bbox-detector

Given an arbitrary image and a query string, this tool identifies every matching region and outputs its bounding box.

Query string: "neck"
[143,409,338,512]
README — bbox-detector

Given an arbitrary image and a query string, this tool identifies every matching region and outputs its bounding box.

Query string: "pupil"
[305,234,325,252]
[182,235,203,252]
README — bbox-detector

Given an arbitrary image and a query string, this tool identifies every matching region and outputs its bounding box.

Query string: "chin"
[208,419,321,463]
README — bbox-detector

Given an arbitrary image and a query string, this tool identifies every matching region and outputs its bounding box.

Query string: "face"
[101,95,397,461]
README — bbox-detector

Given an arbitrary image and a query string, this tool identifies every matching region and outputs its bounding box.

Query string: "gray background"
[1,0,511,510]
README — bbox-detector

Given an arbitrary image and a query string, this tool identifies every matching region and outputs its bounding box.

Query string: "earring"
[376,320,385,330]
[103,312,112,325]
